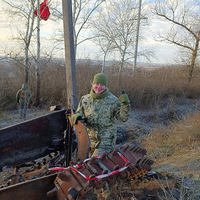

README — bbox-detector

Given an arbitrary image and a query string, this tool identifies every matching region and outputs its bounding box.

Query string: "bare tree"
[92,37,113,73]
[2,0,54,106]
[51,0,106,59]
[152,0,200,82]
[2,0,37,84]
[91,0,149,72]
[73,0,106,57]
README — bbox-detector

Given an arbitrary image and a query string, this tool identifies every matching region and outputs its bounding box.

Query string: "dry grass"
[139,112,200,197]
[140,111,200,183]
[1,60,200,112]
[141,112,200,158]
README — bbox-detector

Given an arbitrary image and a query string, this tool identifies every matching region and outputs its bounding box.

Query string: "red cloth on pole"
[34,0,50,21]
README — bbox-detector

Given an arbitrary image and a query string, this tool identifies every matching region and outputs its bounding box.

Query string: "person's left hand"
[119,93,129,105]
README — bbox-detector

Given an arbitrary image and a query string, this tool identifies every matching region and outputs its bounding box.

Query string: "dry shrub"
[39,60,67,106]
[0,62,24,111]
[114,65,200,109]
[141,112,200,158]
[1,58,200,111]
[122,66,188,108]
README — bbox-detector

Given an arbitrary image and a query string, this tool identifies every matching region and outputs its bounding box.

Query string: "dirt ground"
[0,100,200,199]
[0,108,52,129]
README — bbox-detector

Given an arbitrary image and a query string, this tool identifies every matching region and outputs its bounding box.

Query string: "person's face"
[93,83,106,94]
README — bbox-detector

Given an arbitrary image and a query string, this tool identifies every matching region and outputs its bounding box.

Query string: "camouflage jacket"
[16,89,31,103]
[76,90,130,149]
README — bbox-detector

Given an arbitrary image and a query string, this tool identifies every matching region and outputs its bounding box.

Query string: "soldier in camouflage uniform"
[71,73,130,157]
[16,83,31,119]
[72,73,130,199]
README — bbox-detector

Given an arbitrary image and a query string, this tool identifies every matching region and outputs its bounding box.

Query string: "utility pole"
[36,0,41,106]
[133,0,142,72]
[62,0,78,110]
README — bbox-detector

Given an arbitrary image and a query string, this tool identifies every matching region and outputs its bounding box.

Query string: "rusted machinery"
[0,107,87,200]
[0,107,153,200]
[0,107,67,171]
[47,143,154,200]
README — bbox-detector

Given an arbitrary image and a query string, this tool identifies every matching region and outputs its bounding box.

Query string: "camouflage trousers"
[19,100,28,119]
[87,125,117,158]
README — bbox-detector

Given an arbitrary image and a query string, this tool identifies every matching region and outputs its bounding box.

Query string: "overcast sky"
[0,0,181,65]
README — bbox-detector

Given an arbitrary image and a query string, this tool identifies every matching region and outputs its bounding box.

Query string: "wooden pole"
[133,0,142,72]
[62,0,78,110]
[36,0,41,106]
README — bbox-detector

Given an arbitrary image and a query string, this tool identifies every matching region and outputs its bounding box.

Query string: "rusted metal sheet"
[0,173,57,200]
[73,120,90,161]
[66,109,90,163]
[0,108,67,170]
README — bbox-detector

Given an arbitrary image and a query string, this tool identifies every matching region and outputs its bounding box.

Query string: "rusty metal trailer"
[0,108,153,200]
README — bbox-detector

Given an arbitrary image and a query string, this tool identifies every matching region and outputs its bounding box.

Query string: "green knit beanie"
[92,73,108,87]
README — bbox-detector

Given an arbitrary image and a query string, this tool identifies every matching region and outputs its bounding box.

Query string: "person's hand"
[71,113,82,125]
[119,93,129,105]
